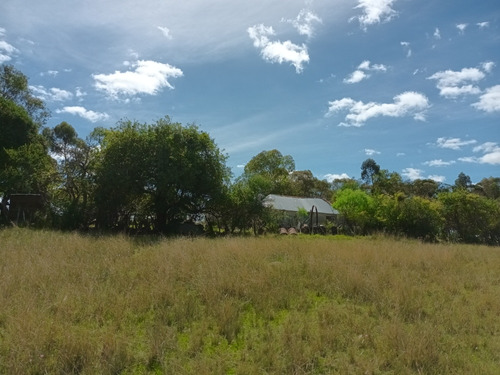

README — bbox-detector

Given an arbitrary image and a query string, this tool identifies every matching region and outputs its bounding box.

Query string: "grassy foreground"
[0,229,499,374]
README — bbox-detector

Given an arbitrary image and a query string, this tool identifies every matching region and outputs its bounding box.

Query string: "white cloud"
[433,27,441,39]
[427,67,486,98]
[400,41,411,57]
[397,152,405,157]
[30,85,73,102]
[326,91,430,127]
[40,70,59,77]
[456,23,468,34]
[435,137,477,150]
[344,70,368,84]
[0,39,18,63]
[423,159,455,167]
[364,148,380,156]
[477,21,489,28]
[459,142,500,165]
[472,85,500,113]
[284,9,322,38]
[158,26,173,40]
[56,106,110,123]
[324,173,351,182]
[93,60,183,98]
[402,167,423,180]
[248,24,309,73]
[344,60,387,84]
[402,168,444,182]
[481,61,495,73]
[351,0,398,30]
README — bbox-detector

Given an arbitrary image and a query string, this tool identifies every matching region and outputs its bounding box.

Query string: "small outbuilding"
[263,194,338,227]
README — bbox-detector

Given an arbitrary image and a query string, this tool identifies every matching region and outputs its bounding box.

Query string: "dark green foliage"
[361,158,380,186]
[94,117,229,233]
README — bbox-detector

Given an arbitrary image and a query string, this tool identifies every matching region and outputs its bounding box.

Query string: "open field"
[1,229,500,374]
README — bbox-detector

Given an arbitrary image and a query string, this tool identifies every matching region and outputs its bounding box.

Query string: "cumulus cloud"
[351,0,398,30]
[56,106,110,123]
[427,66,488,98]
[248,24,309,73]
[402,168,444,182]
[30,85,73,102]
[364,148,380,156]
[472,85,500,112]
[324,173,351,182]
[326,91,430,127]
[456,23,468,34]
[435,137,477,150]
[344,70,368,84]
[158,26,173,40]
[93,60,183,98]
[477,21,489,28]
[433,27,441,39]
[459,142,500,165]
[0,39,18,63]
[344,60,387,84]
[283,9,322,38]
[423,159,455,167]
[481,61,495,73]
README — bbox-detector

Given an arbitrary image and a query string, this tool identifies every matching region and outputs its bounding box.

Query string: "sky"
[1,0,499,185]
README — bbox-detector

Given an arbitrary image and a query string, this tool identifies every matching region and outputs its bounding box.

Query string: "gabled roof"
[263,194,338,215]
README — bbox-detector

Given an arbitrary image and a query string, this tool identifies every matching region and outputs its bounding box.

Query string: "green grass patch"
[1,228,500,374]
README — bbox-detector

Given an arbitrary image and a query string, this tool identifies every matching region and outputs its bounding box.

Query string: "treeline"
[1,64,499,243]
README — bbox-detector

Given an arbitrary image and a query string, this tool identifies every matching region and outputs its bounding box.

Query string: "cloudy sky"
[1,0,499,184]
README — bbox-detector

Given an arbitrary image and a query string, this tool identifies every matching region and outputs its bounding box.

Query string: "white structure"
[263,194,338,226]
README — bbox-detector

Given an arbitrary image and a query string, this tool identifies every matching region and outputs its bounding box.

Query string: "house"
[263,194,338,228]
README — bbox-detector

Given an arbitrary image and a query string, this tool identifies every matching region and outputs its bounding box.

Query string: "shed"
[263,194,338,226]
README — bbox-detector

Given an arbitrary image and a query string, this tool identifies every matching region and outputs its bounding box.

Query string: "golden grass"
[1,228,499,374]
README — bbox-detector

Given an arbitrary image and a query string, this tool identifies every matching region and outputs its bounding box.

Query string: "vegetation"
[1,63,499,243]
[1,228,499,374]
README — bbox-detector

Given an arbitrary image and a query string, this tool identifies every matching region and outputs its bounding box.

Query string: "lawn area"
[1,228,499,374]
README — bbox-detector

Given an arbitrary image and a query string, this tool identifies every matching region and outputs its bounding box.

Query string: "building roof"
[263,194,339,215]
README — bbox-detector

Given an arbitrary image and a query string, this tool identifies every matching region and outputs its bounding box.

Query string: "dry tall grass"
[1,228,499,374]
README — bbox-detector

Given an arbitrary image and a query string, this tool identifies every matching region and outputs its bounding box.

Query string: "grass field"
[1,228,499,374]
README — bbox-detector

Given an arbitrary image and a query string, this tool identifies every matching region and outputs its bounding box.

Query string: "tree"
[289,170,332,199]
[95,117,230,233]
[411,179,440,199]
[0,64,49,126]
[372,169,404,196]
[360,158,380,186]
[439,190,500,244]
[333,188,376,234]
[243,149,295,195]
[454,172,472,191]
[43,122,99,229]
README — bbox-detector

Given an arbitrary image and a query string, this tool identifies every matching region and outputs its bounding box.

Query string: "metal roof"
[263,194,338,215]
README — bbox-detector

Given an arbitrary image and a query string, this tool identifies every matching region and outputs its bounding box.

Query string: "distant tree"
[360,158,380,186]
[474,177,500,200]
[372,169,404,196]
[289,170,332,199]
[410,179,440,199]
[243,149,295,195]
[454,172,472,191]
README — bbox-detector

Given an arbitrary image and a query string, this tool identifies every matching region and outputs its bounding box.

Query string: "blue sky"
[1,0,499,184]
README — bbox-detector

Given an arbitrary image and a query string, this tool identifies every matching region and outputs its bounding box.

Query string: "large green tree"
[95,117,229,233]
